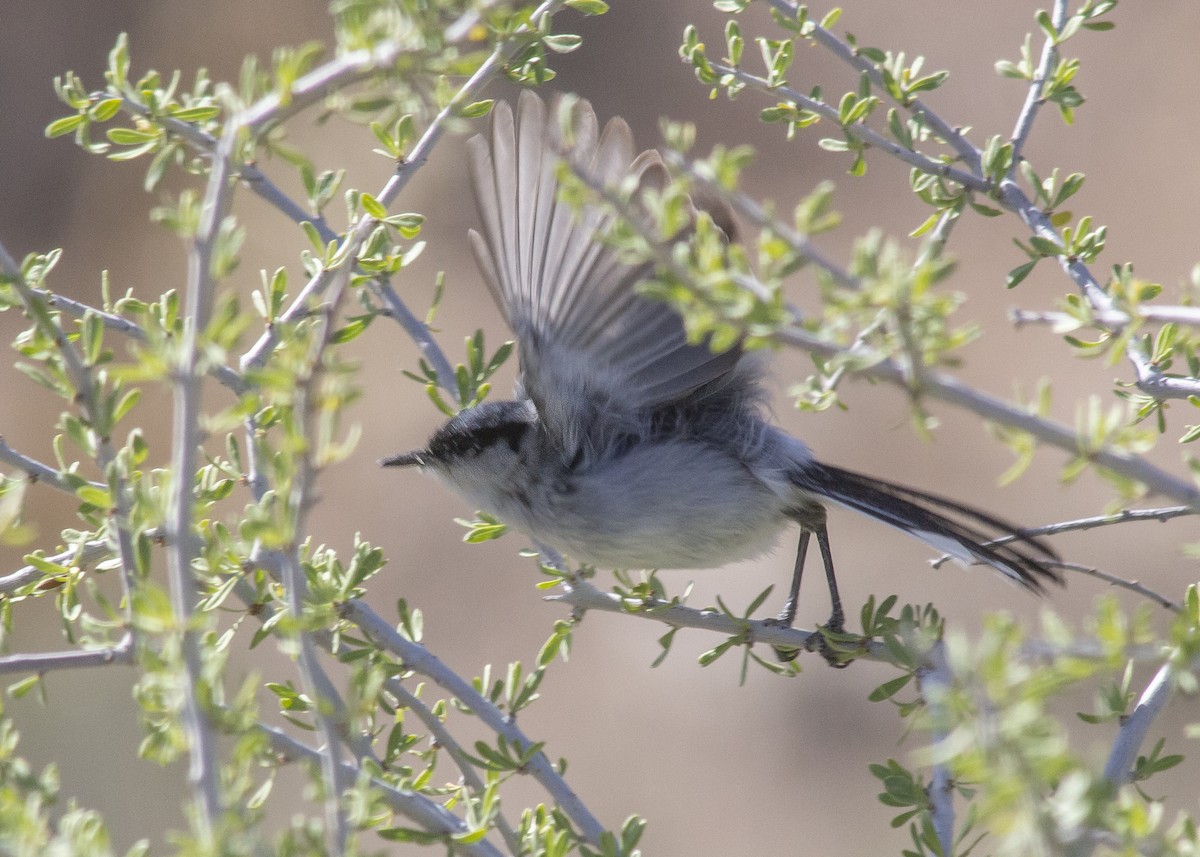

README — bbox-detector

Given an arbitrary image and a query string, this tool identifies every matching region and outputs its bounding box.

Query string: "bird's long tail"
[790,461,1062,592]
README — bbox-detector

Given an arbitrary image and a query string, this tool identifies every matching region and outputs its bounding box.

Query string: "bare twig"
[0,634,133,675]
[1009,506,1194,540]
[1044,560,1181,612]
[930,507,1192,609]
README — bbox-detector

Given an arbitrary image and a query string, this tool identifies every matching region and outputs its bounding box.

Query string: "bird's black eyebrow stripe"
[428,418,526,458]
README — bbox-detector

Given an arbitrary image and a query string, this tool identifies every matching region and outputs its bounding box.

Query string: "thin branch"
[1012,307,1200,400]
[240,43,421,134]
[31,286,247,394]
[0,241,142,660]
[739,4,1200,404]
[0,634,133,675]
[283,548,351,854]
[370,278,459,397]
[929,507,1192,610]
[546,576,891,662]
[119,103,450,397]
[282,264,356,855]
[0,538,112,595]
[1015,302,1200,338]
[708,60,989,192]
[995,171,1200,402]
[1009,506,1195,540]
[1044,560,1181,612]
[340,598,610,848]
[662,150,857,290]
[769,0,981,168]
[254,720,507,857]
[231,551,522,851]
[1009,0,1067,163]
[386,679,523,854]
[0,435,102,494]
[166,105,239,842]
[915,207,961,268]
[1102,663,1175,785]
[241,0,564,394]
[1137,304,1200,326]
[919,641,956,857]
[112,94,340,246]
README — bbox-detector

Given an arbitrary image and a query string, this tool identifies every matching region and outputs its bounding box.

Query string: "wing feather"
[467,91,747,458]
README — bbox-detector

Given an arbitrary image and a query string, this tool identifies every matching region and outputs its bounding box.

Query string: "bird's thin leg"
[812,521,844,634]
[776,528,812,630]
[769,510,820,662]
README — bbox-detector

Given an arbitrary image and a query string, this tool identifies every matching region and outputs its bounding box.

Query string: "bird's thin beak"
[380,449,427,467]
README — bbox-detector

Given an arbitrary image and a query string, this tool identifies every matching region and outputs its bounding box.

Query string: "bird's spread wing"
[467,91,742,459]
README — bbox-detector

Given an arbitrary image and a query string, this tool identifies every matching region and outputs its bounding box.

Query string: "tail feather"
[791,462,1062,592]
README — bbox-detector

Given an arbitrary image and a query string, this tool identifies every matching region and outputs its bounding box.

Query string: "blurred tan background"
[1,2,1198,854]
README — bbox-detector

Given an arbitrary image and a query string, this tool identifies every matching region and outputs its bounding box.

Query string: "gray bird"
[383,91,1060,657]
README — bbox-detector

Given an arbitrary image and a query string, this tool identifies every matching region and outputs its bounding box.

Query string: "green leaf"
[108,140,158,161]
[45,114,85,138]
[107,32,130,88]
[460,99,495,119]
[1029,235,1063,256]
[170,105,220,122]
[360,193,388,219]
[566,0,609,13]
[1006,259,1038,288]
[868,674,913,702]
[329,316,373,344]
[451,827,488,845]
[106,127,157,145]
[90,98,123,122]
[23,553,71,576]
[1036,9,1059,42]
[543,34,583,53]
[7,674,41,699]
[76,485,112,508]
